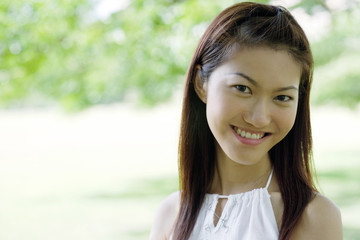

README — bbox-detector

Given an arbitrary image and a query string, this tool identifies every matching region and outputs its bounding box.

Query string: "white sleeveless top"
[171,169,279,240]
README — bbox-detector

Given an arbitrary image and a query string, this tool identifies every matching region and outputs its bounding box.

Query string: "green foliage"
[311,6,360,107]
[0,0,359,110]
[313,53,360,108]
[0,0,102,110]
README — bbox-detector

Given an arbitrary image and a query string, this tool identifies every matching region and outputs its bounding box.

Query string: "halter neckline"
[209,167,274,198]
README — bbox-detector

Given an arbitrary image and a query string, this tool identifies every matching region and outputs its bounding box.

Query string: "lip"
[230,125,271,146]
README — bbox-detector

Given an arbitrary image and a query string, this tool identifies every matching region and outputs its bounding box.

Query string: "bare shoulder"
[292,193,343,240]
[149,191,180,240]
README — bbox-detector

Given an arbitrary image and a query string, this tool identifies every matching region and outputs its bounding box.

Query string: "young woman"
[150,2,342,240]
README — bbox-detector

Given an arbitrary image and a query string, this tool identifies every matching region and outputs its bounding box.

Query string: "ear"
[194,65,207,104]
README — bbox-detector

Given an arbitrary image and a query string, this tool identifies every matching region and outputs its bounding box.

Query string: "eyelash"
[235,85,251,94]
[234,85,293,102]
[275,95,292,102]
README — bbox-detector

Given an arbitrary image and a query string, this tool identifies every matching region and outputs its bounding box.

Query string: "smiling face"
[197,46,302,166]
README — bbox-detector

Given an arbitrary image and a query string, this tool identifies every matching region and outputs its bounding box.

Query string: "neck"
[210,144,272,195]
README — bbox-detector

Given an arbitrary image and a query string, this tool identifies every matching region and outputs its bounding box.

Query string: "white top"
[171,169,278,240]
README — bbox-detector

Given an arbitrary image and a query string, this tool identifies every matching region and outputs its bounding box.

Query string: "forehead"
[211,46,302,87]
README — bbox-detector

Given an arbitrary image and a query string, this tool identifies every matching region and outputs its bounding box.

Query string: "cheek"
[206,93,236,131]
[206,97,224,128]
[274,107,298,134]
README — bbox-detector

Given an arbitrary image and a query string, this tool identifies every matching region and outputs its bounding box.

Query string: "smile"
[232,126,267,140]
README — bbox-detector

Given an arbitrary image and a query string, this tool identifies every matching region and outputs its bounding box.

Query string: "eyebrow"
[229,72,298,92]
[229,72,258,86]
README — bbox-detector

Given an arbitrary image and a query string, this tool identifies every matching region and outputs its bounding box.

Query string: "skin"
[149,46,342,240]
[202,46,300,196]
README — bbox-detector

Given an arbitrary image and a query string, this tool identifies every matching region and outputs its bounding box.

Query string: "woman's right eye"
[235,85,251,94]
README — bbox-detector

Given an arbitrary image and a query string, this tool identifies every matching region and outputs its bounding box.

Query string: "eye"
[275,95,292,102]
[235,85,251,94]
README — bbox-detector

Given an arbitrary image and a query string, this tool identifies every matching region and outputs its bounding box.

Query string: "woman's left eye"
[235,85,251,93]
[275,95,292,102]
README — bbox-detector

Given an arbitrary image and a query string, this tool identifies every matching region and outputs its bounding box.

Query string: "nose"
[243,98,271,128]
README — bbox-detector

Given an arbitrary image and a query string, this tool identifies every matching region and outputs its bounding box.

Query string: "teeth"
[236,128,242,135]
[234,127,264,140]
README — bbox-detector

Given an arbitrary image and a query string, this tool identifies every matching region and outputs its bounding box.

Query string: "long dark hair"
[174,2,316,240]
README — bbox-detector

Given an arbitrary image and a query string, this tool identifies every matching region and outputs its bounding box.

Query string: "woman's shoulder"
[149,191,180,240]
[292,192,342,239]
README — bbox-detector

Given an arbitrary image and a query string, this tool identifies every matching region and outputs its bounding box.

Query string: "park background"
[0,0,359,239]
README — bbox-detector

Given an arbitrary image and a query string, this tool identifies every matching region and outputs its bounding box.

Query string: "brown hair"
[174,2,316,240]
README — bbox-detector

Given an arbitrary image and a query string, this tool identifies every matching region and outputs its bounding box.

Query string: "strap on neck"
[265,168,274,189]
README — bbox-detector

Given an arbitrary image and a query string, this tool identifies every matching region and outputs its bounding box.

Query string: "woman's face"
[201,46,301,165]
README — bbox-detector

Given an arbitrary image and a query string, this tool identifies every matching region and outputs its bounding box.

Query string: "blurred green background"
[0,0,359,239]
